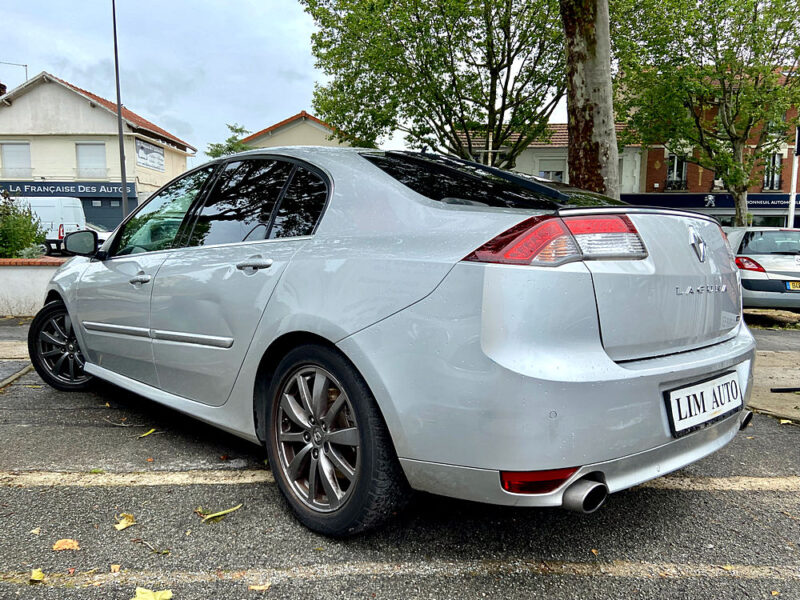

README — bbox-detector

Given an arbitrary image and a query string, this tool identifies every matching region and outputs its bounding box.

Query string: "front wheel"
[265,344,409,536]
[28,301,93,391]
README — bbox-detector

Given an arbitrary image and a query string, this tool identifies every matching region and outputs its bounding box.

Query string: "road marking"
[641,476,800,492]
[0,469,274,487]
[1,470,798,493]
[0,560,798,587]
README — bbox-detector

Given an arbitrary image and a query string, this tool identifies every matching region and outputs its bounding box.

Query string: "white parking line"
[1,559,798,588]
[1,469,799,493]
[0,469,274,487]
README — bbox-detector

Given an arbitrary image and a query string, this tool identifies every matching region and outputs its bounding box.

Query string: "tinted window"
[268,167,328,239]
[739,230,800,255]
[188,159,293,247]
[114,166,214,256]
[364,152,558,210]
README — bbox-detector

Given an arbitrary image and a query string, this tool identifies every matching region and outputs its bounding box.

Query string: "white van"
[15,197,86,254]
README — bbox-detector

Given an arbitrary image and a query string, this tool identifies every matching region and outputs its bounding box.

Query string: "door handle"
[129,273,152,285]
[236,258,274,272]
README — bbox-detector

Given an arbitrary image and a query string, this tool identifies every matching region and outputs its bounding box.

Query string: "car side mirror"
[63,230,99,256]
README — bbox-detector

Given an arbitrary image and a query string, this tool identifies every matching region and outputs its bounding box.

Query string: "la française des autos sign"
[0,181,136,198]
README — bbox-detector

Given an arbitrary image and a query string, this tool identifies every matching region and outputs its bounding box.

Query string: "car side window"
[268,166,328,239]
[187,159,294,247]
[113,167,215,256]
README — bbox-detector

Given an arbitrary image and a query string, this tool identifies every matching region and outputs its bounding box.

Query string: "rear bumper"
[741,279,800,308]
[340,262,756,492]
[400,408,747,506]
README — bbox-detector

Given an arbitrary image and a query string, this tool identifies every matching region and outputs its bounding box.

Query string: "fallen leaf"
[591,549,599,556]
[779,419,793,425]
[52,539,80,551]
[110,564,121,573]
[29,568,44,583]
[131,586,173,600]
[30,527,40,535]
[105,402,111,408]
[195,503,243,523]
[185,529,191,536]
[68,568,75,575]
[721,564,734,571]
[90,468,105,474]
[139,428,156,438]
[114,513,137,531]
[772,592,780,596]
[24,385,43,389]
[146,458,154,463]
[249,583,271,591]
[220,454,229,461]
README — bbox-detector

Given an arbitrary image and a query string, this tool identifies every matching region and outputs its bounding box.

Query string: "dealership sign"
[0,181,136,198]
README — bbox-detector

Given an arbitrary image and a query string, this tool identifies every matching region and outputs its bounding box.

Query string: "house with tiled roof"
[242,111,350,149]
[0,72,196,228]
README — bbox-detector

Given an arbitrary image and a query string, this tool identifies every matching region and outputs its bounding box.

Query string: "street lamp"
[112,0,129,219]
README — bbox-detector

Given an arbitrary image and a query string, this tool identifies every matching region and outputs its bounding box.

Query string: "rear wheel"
[265,344,409,536]
[28,301,93,391]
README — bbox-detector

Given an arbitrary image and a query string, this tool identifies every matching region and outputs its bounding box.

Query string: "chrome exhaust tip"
[562,478,608,514]
[740,410,753,430]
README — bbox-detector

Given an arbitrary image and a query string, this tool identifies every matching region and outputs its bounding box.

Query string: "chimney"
[0,82,6,96]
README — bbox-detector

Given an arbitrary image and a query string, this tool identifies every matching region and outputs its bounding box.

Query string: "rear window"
[363,152,558,210]
[363,152,626,209]
[738,230,800,255]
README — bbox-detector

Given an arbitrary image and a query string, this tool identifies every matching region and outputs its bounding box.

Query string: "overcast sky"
[2,0,566,167]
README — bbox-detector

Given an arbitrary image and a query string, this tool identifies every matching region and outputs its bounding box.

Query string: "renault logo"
[689,226,706,263]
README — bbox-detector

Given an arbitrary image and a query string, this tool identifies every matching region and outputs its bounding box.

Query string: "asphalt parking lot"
[1,321,799,599]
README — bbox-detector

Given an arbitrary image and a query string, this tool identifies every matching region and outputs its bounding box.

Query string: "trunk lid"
[575,209,741,361]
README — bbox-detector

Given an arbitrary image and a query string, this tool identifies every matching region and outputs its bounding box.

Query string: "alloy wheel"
[35,311,90,385]
[275,366,360,512]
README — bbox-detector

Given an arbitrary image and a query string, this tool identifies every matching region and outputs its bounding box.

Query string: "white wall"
[0,266,60,316]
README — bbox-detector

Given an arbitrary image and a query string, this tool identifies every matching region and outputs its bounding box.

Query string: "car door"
[149,158,330,406]
[75,166,217,385]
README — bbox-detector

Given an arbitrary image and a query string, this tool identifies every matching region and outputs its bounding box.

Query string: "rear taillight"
[501,467,578,494]
[464,215,647,266]
[735,256,766,272]
[58,224,64,240]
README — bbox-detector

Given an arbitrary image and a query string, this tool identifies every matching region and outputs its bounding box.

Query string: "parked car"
[15,196,86,254]
[29,148,755,536]
[724,227,800,309]
[85,221,111,245]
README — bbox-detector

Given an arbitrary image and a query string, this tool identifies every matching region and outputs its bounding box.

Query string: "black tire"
[28,301,93,392]
[265,344,410,536]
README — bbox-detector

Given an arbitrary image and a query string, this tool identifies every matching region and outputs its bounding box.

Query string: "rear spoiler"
[556,205,720,224]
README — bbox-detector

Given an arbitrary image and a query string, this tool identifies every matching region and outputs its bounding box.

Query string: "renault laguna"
[29,147,755,536]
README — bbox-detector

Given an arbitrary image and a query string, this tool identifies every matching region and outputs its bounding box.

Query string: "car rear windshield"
[739,230,800,255]
[363,151,625,210]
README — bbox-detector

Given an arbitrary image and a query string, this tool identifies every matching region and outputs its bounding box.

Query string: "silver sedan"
[29,147,755,535]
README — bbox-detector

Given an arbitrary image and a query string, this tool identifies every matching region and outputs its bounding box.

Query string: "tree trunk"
[732,188,749,226]
[559,0,619,199]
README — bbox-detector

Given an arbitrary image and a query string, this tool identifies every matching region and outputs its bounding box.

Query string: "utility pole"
[112,0,129,218]
[789,125,799,228]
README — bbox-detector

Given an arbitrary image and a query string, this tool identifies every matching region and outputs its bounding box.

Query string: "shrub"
[0,195,46,258]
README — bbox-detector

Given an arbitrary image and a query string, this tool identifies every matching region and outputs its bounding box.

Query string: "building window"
[76,143,107,179]
[665,154,687,190]
[0,142,32,178]
[763,153,782,191]
[538,158,566,183]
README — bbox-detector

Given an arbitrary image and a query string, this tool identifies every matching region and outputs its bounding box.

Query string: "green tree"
[613,0,800,225]
[301,0,566,168]
[560,0,619,198]
[206,123,252,158]
[0,194,46,258]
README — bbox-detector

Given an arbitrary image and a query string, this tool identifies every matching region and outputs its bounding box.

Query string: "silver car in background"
[29,147,755,536]
[725,227,800,309]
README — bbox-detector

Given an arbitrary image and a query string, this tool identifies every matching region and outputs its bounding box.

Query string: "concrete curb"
[0,363,32,389]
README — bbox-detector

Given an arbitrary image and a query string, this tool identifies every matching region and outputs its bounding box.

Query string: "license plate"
[787,281,800,291]
[664,372,742,438]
